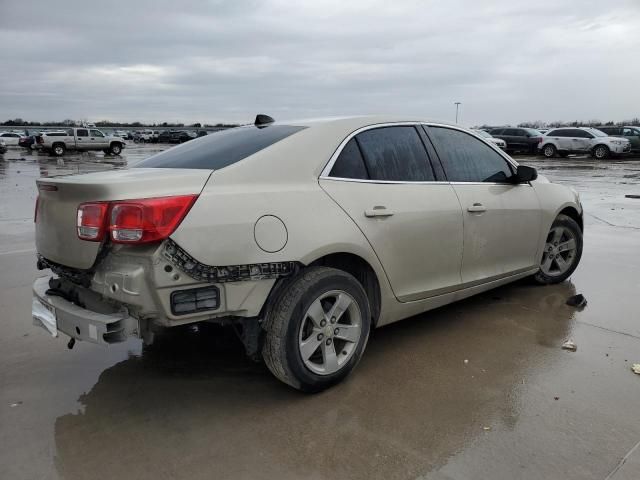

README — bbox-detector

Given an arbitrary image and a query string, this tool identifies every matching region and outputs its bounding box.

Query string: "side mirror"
[514,165,537,183]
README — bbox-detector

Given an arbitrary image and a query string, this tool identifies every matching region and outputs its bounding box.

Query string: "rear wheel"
[52,144,65,156]
[542,144,556,158]
[593,145,610,159]
[533,214,582,284]
[109,143,122,155]
[262,267,371,392]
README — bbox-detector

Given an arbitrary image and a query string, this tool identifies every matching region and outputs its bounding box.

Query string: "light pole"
[454,102,461,124]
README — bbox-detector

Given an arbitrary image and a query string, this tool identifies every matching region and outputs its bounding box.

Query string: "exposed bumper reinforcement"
[32,276,138,346]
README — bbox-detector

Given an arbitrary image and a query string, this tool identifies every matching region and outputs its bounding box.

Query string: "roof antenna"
[254,114,275,127]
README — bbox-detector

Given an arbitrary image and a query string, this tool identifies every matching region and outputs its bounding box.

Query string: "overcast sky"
[1,0,639,126]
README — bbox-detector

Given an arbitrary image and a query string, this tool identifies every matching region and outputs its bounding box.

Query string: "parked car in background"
[38,128,126,156]
[0,140,6,154]
[197,130,208,137]
[134,130,157,143]
[596,126,640,153]
[112,130,129,140]
[32,115,583,392]
[0,131,22,146]
[539,127,631,159]
[488,127,544,154]
[473,129,507,150]
[157,130,172,143]
[19,134,37,149]
[152,130,160,142]
[170,130,197,143]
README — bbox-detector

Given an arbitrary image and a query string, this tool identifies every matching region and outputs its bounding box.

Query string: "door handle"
[467,203,487,213]
[365,206,394,218]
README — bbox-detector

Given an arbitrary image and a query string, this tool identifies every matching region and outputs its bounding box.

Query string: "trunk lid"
[35,168,212,269]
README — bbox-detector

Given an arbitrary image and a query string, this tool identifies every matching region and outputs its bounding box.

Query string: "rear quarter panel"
[170,176,397,323]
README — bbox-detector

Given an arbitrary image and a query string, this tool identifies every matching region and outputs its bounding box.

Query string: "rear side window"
[355,126,434,181]
[77,129,88,137]
[427,127,513,183]
[329,138,369,179]
[136,125,306,169]
[547,129,565,137]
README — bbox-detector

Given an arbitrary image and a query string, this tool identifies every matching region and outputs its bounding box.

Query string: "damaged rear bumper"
[32,276,138,346]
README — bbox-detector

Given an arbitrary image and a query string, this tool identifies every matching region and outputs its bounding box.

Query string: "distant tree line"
[516,118,640,128]
[0,118,239,128]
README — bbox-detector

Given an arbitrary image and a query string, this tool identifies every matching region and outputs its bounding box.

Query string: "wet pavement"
[1,145,640,480]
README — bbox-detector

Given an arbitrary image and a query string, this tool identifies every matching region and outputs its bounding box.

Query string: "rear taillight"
[536,137,543,143]
[34,195,39,223]
[76,195,197,244]
[77,202,109,241]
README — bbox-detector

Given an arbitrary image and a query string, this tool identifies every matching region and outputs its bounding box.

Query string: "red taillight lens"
[109,195,197,244]
[77,202,109,241]
[76,195,197,244]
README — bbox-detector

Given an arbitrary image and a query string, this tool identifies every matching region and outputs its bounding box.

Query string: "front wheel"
[593,145,610,159]
[533,214,583,285]
[262,267,371,392]
[109,143,122,155]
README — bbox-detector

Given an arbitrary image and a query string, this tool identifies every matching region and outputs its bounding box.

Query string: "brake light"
[77,202,109,241]
[34,195,39,223]
[76,195,198,244]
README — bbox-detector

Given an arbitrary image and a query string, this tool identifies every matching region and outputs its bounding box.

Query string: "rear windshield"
[135,125,306,170]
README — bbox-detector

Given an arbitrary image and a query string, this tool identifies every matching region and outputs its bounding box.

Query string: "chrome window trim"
[319,121,522,185]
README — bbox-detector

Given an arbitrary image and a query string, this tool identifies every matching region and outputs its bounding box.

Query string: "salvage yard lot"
[1,143,640,480]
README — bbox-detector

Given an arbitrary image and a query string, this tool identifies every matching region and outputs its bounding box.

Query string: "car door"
[89,129,108,149]
[550,130,572,151]
[572,129,593,152]
[319,124,464,302]
[75,128,89,150]
[425,125,542,285]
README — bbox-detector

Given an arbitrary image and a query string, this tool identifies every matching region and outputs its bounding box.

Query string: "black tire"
[542,144,556,158]
[262,266,371,392]
[533,214,583,285]
[593,144,610,159]
[109,142,122,155]
[52,143,65,156]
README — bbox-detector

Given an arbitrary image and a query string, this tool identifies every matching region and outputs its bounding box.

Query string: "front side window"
[76,129,88,137]
[355,126,434,181]
[427,127,513,183]
[90,129,104,137]
[623,128,639,137]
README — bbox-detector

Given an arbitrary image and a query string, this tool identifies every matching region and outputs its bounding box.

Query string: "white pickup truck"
[39,128,126,156]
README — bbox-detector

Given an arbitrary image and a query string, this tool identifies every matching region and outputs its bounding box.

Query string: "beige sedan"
[32,115,583,391]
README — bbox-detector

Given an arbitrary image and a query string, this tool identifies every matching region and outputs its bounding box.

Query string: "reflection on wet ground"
[1,146,640,480]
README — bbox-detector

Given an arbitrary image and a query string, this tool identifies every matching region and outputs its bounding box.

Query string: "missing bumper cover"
[163,239,299,283]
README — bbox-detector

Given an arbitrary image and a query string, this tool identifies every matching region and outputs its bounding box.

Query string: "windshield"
[135,124,306,170]
[589,129,607,137]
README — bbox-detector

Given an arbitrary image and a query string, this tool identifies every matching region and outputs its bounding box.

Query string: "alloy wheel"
[540,226,578,277]
[298,290,362,375]
[594,146,608,159]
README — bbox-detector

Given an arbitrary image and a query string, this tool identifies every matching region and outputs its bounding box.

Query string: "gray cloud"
[1,0,639,125]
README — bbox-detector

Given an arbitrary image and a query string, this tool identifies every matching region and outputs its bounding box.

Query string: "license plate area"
[32,297,58,337]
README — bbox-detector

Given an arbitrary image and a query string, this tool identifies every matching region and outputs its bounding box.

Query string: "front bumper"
[32,276,138,346]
